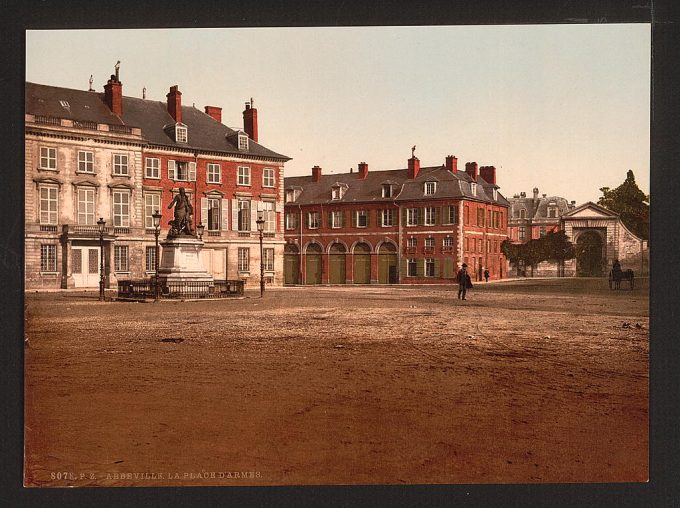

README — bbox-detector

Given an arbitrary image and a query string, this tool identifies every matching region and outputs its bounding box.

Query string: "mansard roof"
[25,82,290,161]
[285,165,509,207]
[509,192,572,220]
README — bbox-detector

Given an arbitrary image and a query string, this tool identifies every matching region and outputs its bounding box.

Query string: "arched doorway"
[284,244,300,285]
[353,242,371,284]
[305,243,323,285]
[576,230,605,276]
[378,242,398,284]
[329,243,347,284]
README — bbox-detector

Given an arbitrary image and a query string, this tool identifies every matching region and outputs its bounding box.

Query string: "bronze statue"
[167,187,193,236]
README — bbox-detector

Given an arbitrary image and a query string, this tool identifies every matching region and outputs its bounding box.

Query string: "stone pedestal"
[158,236,214,283]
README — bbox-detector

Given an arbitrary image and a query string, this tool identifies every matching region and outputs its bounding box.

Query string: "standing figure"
[167,187,193,236]
[484,268,490,282]
[457,263,473,300]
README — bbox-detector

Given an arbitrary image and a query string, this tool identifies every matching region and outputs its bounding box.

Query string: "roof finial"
[115,60,121,81]
[250,97,254,107]
[88,74,94,92]
[142,86,146,99]
[411,145,416,158]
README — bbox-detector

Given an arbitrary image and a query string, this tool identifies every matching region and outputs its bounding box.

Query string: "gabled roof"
[26,82,290,161]
[561,201,618,219]
[285,165,509,207]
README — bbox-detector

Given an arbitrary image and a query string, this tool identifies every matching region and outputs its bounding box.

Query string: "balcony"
[40,224,58,233]
[238,232,251,238]
[207,231,221,237]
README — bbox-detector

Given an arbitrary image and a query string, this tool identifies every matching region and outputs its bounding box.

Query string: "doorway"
[72,246,100,287]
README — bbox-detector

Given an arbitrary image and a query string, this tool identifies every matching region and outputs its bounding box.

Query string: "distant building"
[283,156,510,285]
[25,76,289,290]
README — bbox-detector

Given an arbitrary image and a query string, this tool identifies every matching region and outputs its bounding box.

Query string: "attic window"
[59,100,70,109]
[331,184,346,200]
[286,189,300,203]
[424,181,437,195]
[382,184,393,198]
[492,188,498,200]
[238,133,249,151]
[470,182,477,195]
[176,125,188,143]
[548,206,558,218]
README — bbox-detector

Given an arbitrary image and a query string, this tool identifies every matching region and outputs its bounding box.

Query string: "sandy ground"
[24,278,648,486]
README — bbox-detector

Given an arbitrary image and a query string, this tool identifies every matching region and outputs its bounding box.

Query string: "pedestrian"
[484,268,490,282]
[457,263,473,300]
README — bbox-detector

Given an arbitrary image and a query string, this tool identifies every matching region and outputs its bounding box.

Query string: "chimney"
[445,155,458,173]
[166,85,182,124]
[533,187,539,200]
[408,157,420,179]
[243,99,258,142]
[465,162,479,181]
[570,200,576,209]
[542,193,547,198]
[103,74,123,116]
[479,165,496,185]
[312,165,322,182]
[358,162,369,179]
[204,106,222,123]
[520,192,526,198]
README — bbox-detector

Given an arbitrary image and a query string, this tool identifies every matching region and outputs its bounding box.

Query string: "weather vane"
[115,60,121,80]
[88,74,93,92]
[412,145,416,158]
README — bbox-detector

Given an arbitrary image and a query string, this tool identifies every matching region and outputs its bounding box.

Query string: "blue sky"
[26,25,650,204]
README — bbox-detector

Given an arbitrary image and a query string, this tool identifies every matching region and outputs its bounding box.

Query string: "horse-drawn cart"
[609,267,634,290]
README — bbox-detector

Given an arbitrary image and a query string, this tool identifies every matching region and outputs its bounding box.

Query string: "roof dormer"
[228,130,249,151]
[331,182,348,200]
[163,122,188,144]
[424,180,438,196]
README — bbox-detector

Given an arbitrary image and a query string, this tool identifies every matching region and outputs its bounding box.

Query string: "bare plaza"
[24,278,648,486]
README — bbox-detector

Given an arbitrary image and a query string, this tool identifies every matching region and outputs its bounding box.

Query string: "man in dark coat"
[457,263,473,300]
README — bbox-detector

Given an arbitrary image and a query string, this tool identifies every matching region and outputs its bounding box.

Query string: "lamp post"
[152,210,162,301]
[196,221,205,241]
[97,217,106,301]
[256,211,265,298]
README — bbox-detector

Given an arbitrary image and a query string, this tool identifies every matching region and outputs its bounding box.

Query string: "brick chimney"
[479,165,496,185]
[445,155,458,173]
[465,162,478,181]
[166,85,182,124]
[312,165,322,182]
[408,157,420,179]
[204,105,222,123]
[358,162,369,179]
[243,99,258,142]
[533,187,539,200]
[103,74,123,116]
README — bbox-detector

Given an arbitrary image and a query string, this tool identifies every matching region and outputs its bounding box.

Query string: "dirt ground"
[23,278,648,486]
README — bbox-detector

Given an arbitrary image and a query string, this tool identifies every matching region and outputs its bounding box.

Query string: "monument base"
[158,236,214,284]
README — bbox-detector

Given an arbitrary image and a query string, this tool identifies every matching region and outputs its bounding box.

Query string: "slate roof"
[26,82,290,161]
[285,165,509,207]
[508,192,572,221]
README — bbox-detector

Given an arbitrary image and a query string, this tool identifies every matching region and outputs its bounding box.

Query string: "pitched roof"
[25,82,290,161]
[509,193,573,220]
[285,165,509,207]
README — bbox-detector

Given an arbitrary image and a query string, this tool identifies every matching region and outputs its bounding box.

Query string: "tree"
[542,230,576,277]
[598,170,649,240]
[501,239,524,276]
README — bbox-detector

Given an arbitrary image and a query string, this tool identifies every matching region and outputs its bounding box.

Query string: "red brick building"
[283,155,510,285]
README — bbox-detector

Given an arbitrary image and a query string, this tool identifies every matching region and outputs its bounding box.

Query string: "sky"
[26,25,650,204]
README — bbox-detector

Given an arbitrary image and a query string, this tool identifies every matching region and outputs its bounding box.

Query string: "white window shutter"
[168,160,176,180]
[189,162,197,181]
[221,198,229,231]
[201,198,208,226]
[232,199,239,230]
[250,200,259,231]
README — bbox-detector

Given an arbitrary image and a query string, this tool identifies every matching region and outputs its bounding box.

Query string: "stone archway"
[576,230,605,277]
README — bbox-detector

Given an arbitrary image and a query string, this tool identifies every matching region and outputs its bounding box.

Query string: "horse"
[609,268,634,290]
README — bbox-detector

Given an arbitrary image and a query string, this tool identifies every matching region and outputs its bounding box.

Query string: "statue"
[167,187,194,237]
[411,145,416,158]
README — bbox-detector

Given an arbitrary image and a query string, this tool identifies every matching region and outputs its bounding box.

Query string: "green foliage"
[502,232,575,276]
[542,230,576,262]
[598,170,649,240]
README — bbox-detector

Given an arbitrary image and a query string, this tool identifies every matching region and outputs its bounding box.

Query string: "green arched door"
[305,243,322,285]
[284,244,300,285]
[378,242,398,284]
[353,243,371,284]
[329,243,347,284]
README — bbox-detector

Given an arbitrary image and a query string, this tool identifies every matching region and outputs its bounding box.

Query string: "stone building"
[283,155,510,285]
[25,76,289,290]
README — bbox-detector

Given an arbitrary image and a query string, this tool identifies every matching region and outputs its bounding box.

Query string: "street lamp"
[152,210,162,301]
[196,221,205,240]
[256,211,265,298]
[97,217,106,301]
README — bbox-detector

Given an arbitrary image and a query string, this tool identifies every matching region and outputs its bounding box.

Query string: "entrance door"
[284,244,300,285]
[576,231,605,276]
[72,246,100,287]
[329,243,347,284]
[378,243,397,284]
[353,243,371,284]
[305,244,322,285]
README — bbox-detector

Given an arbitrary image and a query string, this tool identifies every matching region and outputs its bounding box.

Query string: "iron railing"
[117,279,245,300]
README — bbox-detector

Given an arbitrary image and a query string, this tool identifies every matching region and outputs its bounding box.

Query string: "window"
[443,205,458,225]
[424,207,436,226]
[238,247,250,272]
[519,209,527,219]
[285,190,296,203]
[176,125,188,143]
[207,198,221,231]
[112,191,130,227]
[332,187,342,200]
[238,166,251,186]
[356,210,368,228]
[77,188,95,225]
[40,147,57,170]
[478,239,483,252]
[285,213,298,230]
[207,163,221,184]
[548,206,558,218]
[263,168,275,187]
[407,208,418,226]
[519,226,526,241]
[330,210,343,229]
[238,133,249,151]
[464,206,470,225]
[168,160,196,181]
[493,211,500,229]
[113,154,129,176]
[145,246,157,272]
[443,237,453,248]
[40,244,57,272]
[262,201,275,232]
[380,209,393,227]
[425,237,435,248]
[144,193,161,229]
[407,237,417,248]
[425,258,435,277]
[307,211,320,229]
[407,258,417,277]
[470,182,477,195]
[39,185,58,225]
[78,151,94,173]
[238,200,251,231]
[263,248,274,271]
[145,158,160,179]
[382,185,393,198]
[477,208,485,227]
[492,188,498,200]
[114,245,129,272]
[424,181,437,195]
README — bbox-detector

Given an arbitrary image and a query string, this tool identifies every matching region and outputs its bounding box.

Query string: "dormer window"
[238,133,249,151]
[286,188,301,203]
[332,187,341,200]
[382,184,393,198]
[519,208,527,219]
[331,183,347,201]
[470,182,477,195]
[492,188,498,200]
[424,181,437,195]
[548,205,558,218]
[175,125,188,143]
